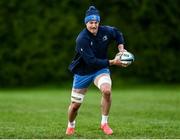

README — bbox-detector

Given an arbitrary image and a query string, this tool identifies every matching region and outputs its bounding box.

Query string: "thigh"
[94,73,112,90]
[71,88,87,103]
[72,74,93,89]
[72,88,88,94]
[71,74,95,103]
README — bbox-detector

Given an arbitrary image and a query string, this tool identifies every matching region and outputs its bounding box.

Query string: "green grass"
[0,85,180,139]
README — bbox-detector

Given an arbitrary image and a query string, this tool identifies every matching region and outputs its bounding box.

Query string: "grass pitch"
[0,85,180,139]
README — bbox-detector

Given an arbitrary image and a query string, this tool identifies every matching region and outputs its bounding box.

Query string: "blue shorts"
[72,68,110,89]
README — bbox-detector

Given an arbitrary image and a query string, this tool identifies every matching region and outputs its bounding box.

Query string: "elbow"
[86,61,96,66]
[85,58,96,66]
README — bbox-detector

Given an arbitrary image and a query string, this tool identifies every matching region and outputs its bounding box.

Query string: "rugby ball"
[116,51,135,64]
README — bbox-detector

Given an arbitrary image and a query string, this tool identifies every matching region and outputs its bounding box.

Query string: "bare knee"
[102,88,111,96]
[101,84,111,97]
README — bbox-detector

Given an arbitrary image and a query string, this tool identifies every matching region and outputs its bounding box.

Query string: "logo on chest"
[102,35,108,41]
[90,41,93,46]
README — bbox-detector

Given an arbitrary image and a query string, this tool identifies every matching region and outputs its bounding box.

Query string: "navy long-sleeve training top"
[69,25,124,75]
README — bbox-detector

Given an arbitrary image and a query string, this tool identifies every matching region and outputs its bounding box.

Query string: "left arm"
[107,26,129,67]
[118,44,126,52]
[107,26,127,52]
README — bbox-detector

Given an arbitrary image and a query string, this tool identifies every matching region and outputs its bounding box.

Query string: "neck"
[86,29,98,36]
[93,32,97,36]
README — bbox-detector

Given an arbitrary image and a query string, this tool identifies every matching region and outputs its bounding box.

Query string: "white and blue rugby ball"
[117,51,135,64]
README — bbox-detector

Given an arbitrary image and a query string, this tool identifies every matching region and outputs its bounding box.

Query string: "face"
[86,21,99,36]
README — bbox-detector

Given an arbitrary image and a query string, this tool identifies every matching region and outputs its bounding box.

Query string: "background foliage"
[0,0,179,87]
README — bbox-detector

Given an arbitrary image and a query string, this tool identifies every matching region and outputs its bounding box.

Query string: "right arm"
[107,26,129,67]
[109,57,129,67]
[76,38,109,68]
